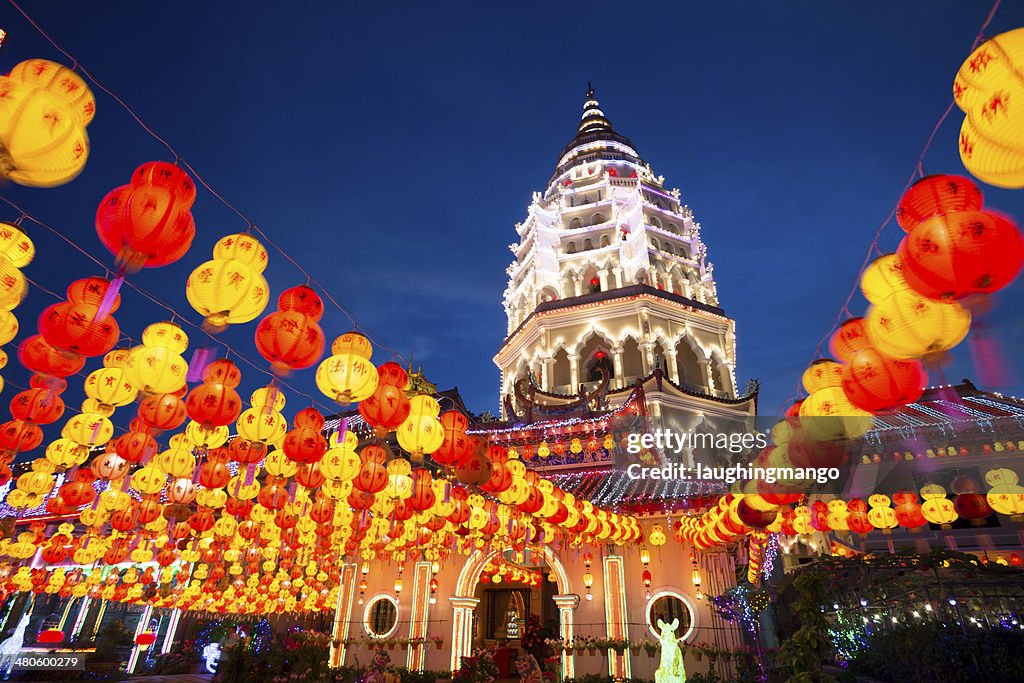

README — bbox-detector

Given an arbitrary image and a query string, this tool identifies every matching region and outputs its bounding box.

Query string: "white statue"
[655,618,686,683]
[0,613,31,675]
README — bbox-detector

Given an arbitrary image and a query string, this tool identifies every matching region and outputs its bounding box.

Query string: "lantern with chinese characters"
[865,289,970,361]
[186,233,270,331]
[282,408,327,465]
[953,29,1024,188]
[896,175,984,232]
[0,61,94,188]
[358,361,410,434]
[898,210,1023,300]
[396,395,444,462]
[125,322,189,394]
[255,285,325,374]
[432,410,473,466]
[921,484,958,528]
[316,332,379,405]
[801,359,843,394]
[860,254,910,304]
[841,347,926,412]
[96,162,197,270]
[185,359,243,428]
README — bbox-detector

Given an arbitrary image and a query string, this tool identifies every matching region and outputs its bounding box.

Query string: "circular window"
[646,591,695,641]
[364,595,399,638]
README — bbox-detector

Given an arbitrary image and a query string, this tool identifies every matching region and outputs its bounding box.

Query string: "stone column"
[612,348,624,389]
[553,594,580,679]
[449,597,480,671]
[598,269,610,292]
[698,359,713,392]
[542,358,554,392]
[666,349,680,384]
[568,354,581,390]
[638,342,655,376]
[612,266,623,289]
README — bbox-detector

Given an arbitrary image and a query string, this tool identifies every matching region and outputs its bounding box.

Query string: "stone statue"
[655,618,686,683]
[0,612,31,675]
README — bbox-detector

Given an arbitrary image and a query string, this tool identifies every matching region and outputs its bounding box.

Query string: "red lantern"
[18,335,85,378]
[899,210,1024,299]
[95,162,197,270]
[138,393,188,431]
[846,499,874,535]
[359,383,411,433]
[896,174,984,233]
[954,493,992,524]
[842,347,926,412]
[67,277,122,311]
[228,438,267,465]
[735,499,778,528]
[38,629,64,644]
[115,431,158,464]
[408,468,436,511]
[433,411,473,466]
[9,389,65,425]
[185,382,242,428]
[0,420,43,453]
[38,301,119,357]
[283,409,328,465]
[255,286,325,373]
[828,318,871,363]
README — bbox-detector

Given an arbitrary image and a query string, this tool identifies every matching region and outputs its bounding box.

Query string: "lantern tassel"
[186,348,215,383]
[244,464,257,487]
[93,275,124,323]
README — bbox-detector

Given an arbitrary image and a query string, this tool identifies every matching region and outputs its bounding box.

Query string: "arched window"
[551,347,571,389]
[664,243,673,255]
[591,212,606,225]
[675,338,703,390]
[649,215,662,229]
[600,234,610,247]
[583,239,593,251]
[569,217,583,229]
[621,337,643,379]
[566,242,577,254]
[651,238,660,250]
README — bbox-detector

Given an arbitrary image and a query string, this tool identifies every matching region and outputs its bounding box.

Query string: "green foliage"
[563,676,654,683]
[845,621,1024,682]
[778,572,834,683]
[91,619,131,663]
[140,650,199,675]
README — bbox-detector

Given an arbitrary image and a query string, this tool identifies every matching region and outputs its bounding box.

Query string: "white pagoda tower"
[494,85,756,435]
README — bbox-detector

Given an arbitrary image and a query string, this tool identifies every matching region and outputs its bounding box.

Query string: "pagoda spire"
[578,82,613,135]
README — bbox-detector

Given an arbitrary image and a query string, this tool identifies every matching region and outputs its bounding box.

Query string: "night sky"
[2,1,1024,423]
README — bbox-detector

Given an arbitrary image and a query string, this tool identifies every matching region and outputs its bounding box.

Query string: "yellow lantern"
[985,467,1024,521]
[125,322,189,394]
[953,28,1024,188]
[799,387,872,441]
[45,438,89,468]
[186,233,270,330]
[131,466,167,495]
[154,446,195,478]
[866,290,970,360]
[396,395,444,459]
[0,309,18,345]
[0,73,91,188]
[8,59,95,127]
[62,411,114,447]
[84,367,138,410]
[860,254,909,304]
[0,256,27,311]
[801,359,844,394]
[320,447,360,481]
[315,333,379,404]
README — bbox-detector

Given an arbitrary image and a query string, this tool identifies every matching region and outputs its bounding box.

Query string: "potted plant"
[386,638,397,651]
[432,635,444,650]
[692,643,704,662]
[643,641,658,658]
[595,638,610,655]
[610,638,627,655]
[629,640,641,657]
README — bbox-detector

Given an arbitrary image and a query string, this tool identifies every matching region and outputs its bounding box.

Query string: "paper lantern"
[84,367,138,411]
[860,254,910,304]
[185,362,243,428]
[125,322,189,394]
[865,290,970,360]
[898,210,1023,299]
[396,395,444,459]
[896,175,984,232]
[38,300,119,357]
[316,332,379,404]
[138,392,187,431]
[801,359,843,395]
[282,409,328,465]
[255,286,325,373]
[96,162,196,269]
[954,29,1024,188]
[841,347,926,412]
[828,318,871,363]
[0,71,91,188]
[186,233,270,331]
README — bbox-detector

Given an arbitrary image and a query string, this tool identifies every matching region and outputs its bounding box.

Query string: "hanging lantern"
[282,408,328,465]
[255,285,325,374]
[315,332,379,405]
[896,175,984,232]
[358,362,411,434]
[898,210,1023,300]
[396,395,444,461]
[185,359,243,428]
[860,254,910,304]
[953,29,1024,188]
[125,322,190,394]
[0,61,94,188]
[865,290,970,360]
[801,359,843,394]
[96,162,197,270]
[186,233,270,331]
[841,347,926,412]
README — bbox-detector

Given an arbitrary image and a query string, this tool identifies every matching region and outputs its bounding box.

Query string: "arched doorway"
[451,547,577,677]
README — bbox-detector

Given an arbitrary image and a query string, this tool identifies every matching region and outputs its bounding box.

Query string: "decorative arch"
[600,234,611,247]
[709,350,734,396]
[621,336,644,379]
[590,212,606,225]
[551,346,571,390]
[649,214,662,229]
[568,217,583,229]
[675,334,705,389]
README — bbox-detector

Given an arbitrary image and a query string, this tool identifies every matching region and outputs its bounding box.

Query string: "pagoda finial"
[578,82,612,135]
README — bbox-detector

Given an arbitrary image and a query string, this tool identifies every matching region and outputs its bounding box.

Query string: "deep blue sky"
[2,1,1024,420]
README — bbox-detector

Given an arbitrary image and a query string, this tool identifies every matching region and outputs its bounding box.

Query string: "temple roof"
[556,84,640,168]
